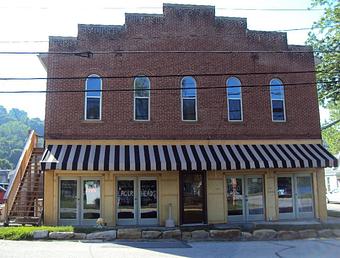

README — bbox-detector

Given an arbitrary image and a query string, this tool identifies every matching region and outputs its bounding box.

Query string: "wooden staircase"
[3,131,44,226]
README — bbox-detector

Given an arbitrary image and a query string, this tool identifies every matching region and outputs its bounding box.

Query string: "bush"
[0,226,73,240]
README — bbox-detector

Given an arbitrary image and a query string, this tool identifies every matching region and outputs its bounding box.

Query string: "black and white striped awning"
[40,144,338,171]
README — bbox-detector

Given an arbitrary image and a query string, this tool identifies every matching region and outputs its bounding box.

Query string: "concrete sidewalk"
[1,239,340,258]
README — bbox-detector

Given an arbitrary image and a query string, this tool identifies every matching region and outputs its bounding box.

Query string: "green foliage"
[0,226,73,240]
[307,0,339,106]
[322,101,340,155]
[0,105,44,169]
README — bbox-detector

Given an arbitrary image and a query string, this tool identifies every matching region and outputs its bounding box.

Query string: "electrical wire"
[0,49,338,55]
[0,6,324,11]
[0,25,336,44]
[0,81,336,94]
[0,69,336,81]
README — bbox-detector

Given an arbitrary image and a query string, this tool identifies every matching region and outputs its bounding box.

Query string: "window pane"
[86,98,100,119]
[182,77,196,98]
[227,177,243,216]
[134,77,150,97]
[183,99,196,120]
[86,77,101,97]
[135,98,149,120]
[270,79,284,100]
[272,100,285,121]
[271,86,284,100]
[227,77,241,98]
[228,99,242,120]
[83,180,100,219]
[60,180,77,219]
[140,180,157,219]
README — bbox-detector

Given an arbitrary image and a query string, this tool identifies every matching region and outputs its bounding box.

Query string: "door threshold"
[181,223,207,227]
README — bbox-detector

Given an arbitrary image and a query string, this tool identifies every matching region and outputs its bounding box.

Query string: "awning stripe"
[301,144,321,168]
[252,145,269,168]
[268,145,286,168]
[40,143,338,171]
[190,145,201,171]
[316,144,336,167]
[208,145,221,170]
[148,145,156,171]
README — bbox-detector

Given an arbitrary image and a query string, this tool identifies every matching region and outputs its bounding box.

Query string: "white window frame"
[226,77,243,122]
[181,76,197,121]
[133,76,150,121]
[270,78,286,122]
[84,74,102,121]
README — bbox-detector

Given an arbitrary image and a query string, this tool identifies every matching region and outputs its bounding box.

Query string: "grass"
[0,226,73,240]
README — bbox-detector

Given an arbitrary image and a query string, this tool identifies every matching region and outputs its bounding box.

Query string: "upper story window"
[226,77,242,121]
[270,79,286,122]
[134,76,150,121]
[85,74,102,120]
[181,76,197,121]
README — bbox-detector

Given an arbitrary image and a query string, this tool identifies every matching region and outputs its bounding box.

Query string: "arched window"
[270,79,286,121]
[134,76,150,121]
[181,76,197,121]
[226,77,242,121]
[85,74,102,120]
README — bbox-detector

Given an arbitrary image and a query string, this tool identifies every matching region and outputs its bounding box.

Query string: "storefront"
[41,143,337,226]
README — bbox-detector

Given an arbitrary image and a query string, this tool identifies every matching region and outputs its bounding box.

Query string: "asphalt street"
[1,239,340,258]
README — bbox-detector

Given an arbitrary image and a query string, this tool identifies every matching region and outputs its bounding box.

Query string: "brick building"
[40,4,337,226]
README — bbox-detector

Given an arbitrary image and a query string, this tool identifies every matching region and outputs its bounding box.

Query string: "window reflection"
[181,77,197,121]
[134,76,150,120]
[226,77,242,121]
[270,79,285,121]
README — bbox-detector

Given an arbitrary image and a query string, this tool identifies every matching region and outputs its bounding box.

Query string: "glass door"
[117,178,158,225]
[181,172,207,224]
[277,176,295,219]
[277,174,314,220]
[245,176,264,221]
[59,179,79,225]
[117,179,137,225]
[139,179,158,225]
[81,179,101,225]
[59,177,102,226]
[295,175,314,219]
[226,177,245,222]
[226,175,264,222]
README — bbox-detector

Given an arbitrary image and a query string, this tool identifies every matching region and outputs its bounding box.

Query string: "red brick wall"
[0,190,4,204]
[44,4,321,140]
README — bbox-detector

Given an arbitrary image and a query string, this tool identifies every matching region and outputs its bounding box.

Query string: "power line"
[0,81,334,94]
[0,46,340,55]
[0,49,338,56]
[0,69,334,81]
[322,119,340,130]
[0,24,337,44]
[0,6,324,11]
[0,25,336,45]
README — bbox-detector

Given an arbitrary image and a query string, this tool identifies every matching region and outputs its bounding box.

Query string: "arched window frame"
[181,76,197,121]
[85,74,102,120]
[226,77,243,122]
[134,76,151,121]
[270,78,286,122]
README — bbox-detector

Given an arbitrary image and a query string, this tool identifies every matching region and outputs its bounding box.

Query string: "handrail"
[3,130,37,219]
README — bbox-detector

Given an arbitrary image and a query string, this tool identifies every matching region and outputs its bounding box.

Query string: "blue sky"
[0,0,329,121]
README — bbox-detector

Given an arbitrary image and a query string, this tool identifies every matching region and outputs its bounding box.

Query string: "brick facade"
[44,4,321,140]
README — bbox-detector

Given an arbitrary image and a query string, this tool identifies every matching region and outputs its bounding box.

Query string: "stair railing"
[3,130,38,223]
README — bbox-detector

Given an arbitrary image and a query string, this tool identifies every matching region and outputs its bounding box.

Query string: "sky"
[0,0,330,122]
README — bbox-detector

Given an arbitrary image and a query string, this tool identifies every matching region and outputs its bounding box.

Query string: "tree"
[307,0,339,106]
[322,101,340,154]
[0,106,44,168]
